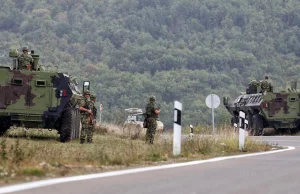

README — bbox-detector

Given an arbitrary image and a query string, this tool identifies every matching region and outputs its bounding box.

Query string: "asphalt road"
[2,136,300,194]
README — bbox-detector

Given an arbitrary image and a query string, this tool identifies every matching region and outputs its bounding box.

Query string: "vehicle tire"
[246,113,253,131]
[0,117,10,136]
[70,109,77,140]
[60,106,77,142]
[231,116,238,126]
[252,114,264,136]
[0,127,9,136]
[74,109,81,139]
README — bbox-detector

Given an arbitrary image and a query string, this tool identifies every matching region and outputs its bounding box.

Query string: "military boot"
[149,138,154,144]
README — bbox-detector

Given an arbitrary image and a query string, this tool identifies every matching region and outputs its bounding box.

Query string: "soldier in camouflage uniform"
[90,93,97,137]
[248,80,261,94]
[79,91,95,144]
[145,95,161,144]
[17,46,33,70]
[261,75,273,93]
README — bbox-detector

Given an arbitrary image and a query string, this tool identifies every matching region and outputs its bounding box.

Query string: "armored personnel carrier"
[0,48,84,142]
[223,80,300,135]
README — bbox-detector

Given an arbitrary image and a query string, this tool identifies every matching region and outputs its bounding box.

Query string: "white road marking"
[0,146,295,194]
[264,140,300,142]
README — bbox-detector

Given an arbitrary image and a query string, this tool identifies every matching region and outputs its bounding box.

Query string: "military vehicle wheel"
[231,116,238,126]
[252,115,264,136]
[74,109,80,139]
[60,107,79,142]
[0,127,9,136]
[246,114,253,130]
[59,107,72,142]
[70,109,78,140]
[0,117,10,136]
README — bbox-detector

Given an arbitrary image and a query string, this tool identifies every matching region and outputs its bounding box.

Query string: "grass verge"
[0,124,276,185]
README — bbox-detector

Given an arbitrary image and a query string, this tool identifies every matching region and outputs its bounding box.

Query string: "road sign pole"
[173,101,182,156]
[206,94,220,134]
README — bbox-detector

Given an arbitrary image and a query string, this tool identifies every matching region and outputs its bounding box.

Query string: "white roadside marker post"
[234,123,238,134]
[239,111,248,151]
[189,124,194,139]
[173,101,182,156]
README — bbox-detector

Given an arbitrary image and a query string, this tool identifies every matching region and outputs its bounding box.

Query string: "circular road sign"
[205,94,220,109]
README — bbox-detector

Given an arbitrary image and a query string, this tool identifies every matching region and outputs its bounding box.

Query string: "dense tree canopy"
[1,0,300,128]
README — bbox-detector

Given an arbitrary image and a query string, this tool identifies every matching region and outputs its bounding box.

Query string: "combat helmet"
[22,46,29,51]
[90,93,96,101]
[249,80,259,86]
[149,95,156,102]
[83,90,90,96]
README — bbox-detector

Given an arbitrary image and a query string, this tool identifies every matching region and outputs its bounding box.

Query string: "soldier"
[145,95,161,144]
[17,46,33,70]
[90,93,97,136]
[79,91,94,144]
[248,80,261,94]
[261,75,272,93]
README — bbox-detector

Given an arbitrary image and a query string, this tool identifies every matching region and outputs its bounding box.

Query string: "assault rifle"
[90,106,97,125]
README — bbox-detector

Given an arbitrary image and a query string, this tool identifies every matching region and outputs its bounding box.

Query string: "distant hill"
[1,0,300,128]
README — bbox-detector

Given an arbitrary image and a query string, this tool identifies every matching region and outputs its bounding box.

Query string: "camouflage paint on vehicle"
[0,49,83,142]
[223,81,300,135]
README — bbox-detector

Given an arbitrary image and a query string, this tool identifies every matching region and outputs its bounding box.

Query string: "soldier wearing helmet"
[83,90,90,97]
[79,90,94,143]
[144,95,161,144]
[90,93,98,134]
[261,75,273,93]
[17,46,33,70]
[247,79,261,94]
[90,93,96,102]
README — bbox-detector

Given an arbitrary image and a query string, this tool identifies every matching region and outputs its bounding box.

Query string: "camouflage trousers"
[80,115,94,143]
[145,117,157,144]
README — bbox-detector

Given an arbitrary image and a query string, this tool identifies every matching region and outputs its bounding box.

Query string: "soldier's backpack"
[261,80,270,92]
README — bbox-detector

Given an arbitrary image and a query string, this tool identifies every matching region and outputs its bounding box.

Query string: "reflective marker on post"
[239,111,245,127]
[245,119,248,136]
[234,123,238,133]
[173,101,182,156]
[189,124,194,138]
[239,111,246,151]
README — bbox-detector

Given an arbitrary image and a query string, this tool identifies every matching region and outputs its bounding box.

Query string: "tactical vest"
[146,102,158,118]
[18,54,33,69]
[80,98,92,115]
[261,80,271,92]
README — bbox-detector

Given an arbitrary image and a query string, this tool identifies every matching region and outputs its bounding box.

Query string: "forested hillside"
[1,0,300,128]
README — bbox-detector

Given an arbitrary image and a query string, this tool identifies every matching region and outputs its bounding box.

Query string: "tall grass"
[0,124,273,184]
